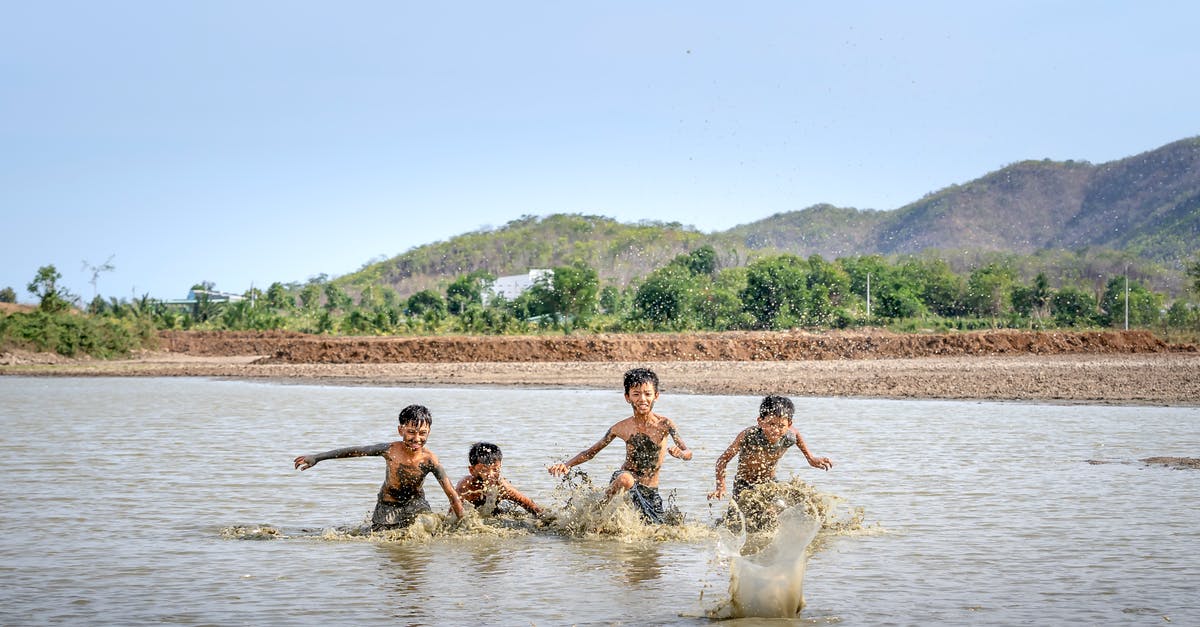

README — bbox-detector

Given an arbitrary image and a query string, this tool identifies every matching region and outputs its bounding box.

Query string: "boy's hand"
[809,457,833,471]
[668,445,692,461]
[707,482,726,500]
[294,455,317,470]
[547,463,569,477]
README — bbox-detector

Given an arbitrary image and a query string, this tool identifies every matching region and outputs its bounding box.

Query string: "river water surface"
[1,376,1197,625]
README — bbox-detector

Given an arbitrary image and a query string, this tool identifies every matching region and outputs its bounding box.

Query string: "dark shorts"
[612,470,664,524]
[372,496,432,530]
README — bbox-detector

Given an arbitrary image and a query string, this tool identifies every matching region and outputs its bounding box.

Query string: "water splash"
[698,478,877,619]
[706,504,820,619]
[544,469,715,542]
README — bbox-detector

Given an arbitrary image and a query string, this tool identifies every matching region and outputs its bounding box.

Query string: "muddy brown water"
[2,377,1197,625]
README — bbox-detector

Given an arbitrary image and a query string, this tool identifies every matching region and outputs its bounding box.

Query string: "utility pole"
[866,273,871,322]
[1124,264,1129,331]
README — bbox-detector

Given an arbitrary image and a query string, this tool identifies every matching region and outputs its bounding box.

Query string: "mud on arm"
[666,422,693,461]
[708,430,745,499]
[548,429,617,476]
[294,442,390,470]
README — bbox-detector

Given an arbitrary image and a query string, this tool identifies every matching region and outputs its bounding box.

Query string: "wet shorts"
[372,496,432,530]
[612,471,664,524]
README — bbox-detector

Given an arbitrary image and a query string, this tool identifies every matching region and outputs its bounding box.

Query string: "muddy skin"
[626,433,662,478]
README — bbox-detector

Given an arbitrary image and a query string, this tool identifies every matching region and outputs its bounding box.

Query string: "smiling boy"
[707,395,832,503]
[294,404,465,530]
[548,367,692,523]
[455,441,542,517]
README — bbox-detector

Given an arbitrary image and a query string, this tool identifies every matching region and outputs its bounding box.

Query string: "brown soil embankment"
[6,330,1199,403]
[157,329,1192,363]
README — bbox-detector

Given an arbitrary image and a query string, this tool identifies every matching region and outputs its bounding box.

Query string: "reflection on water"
[1,376,1198,625]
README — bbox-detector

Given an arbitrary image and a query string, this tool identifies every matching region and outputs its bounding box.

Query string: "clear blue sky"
[3,2,1197,303]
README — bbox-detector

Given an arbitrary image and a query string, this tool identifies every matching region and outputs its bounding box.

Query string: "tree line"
[4,247,1200,357]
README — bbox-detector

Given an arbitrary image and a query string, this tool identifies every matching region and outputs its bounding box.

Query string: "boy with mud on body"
[455,441,542,517]
[294,404,465,530]
[707,395,833,504]
[548,367,692,523]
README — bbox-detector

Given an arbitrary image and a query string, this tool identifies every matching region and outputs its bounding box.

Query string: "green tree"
[1050,286,1097,327]
[265,282,294,310]
[1165,300,1196,328]
[323,283,352,312]
[684,245,718,276]
[549,263,599,322]
[446,271,493,316]
[965,263,1017,317]
[406,289,446,318]
[873,273,926,320]
[0,286,16,303]
[897,258,965,317]
[741,255,809,330]
[298,279,323,311]
[633,264,697,327]
[1099,276,1163,327]
[27,265,75,313]
[694,267,749,330]
[598,285,627,316]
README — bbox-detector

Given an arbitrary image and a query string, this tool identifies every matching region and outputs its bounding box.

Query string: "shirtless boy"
[294,404,465,530]
[455,441,542,517]
[707,394,833,503]
[548,367,692,523]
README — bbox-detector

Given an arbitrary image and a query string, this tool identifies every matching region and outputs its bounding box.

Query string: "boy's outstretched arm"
[793,430,833,471]
[294,442,391,470]
[548,429,617,476]
[501,478,542,517]
[666,420,693,461]
[707,430,745,500]
[429,456,465,519]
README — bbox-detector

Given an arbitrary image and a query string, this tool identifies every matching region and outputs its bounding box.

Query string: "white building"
[486,269,552,304]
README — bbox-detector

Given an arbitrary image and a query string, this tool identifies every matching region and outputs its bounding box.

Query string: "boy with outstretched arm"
[455,441,542,517]
[707,394,833,503]
[294,404,465,530]
[548,367,692,523]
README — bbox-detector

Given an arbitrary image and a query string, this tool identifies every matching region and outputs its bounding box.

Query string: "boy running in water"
[294,404,465,530]
[548,367,692,523]
[455,441,542,517]
[708,395,833,504]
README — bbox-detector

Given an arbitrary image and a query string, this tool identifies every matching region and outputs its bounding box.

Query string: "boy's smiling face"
[757,414,791,443]
[398,422,430,452]
[469,460,502,482]
[624,382,659,415]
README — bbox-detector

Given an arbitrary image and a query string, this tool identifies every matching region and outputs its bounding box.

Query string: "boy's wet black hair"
[623,367,660,393]
[758,395,795,422]
[398,404,432,427]
[468,441,503,466]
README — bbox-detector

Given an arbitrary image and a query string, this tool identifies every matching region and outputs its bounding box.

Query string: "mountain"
[339,136,1200,296]
[725,136,1200,262]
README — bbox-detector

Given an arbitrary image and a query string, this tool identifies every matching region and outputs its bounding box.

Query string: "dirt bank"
[157,329,1192,362]
[4,329,1198,404]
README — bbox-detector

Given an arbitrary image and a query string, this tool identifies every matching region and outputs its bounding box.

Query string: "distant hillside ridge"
[339,136,1199,297]
[726,136,1200,262]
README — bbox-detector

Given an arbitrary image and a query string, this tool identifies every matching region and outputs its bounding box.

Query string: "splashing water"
[544,469,715,542]
[698,477,877,619]
[706,504,821,619]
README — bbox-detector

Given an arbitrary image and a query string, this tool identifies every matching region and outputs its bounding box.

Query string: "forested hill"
[341,136,1199,296]
[723,136,1200,262]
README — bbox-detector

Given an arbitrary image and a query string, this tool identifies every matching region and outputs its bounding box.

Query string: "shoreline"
[4,351,1199,405]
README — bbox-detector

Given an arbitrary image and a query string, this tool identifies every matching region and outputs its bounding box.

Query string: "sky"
[2,2,1198,303]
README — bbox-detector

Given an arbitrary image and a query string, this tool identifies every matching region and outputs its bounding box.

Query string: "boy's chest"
[615,419,671,443]
[384,451,433,476]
